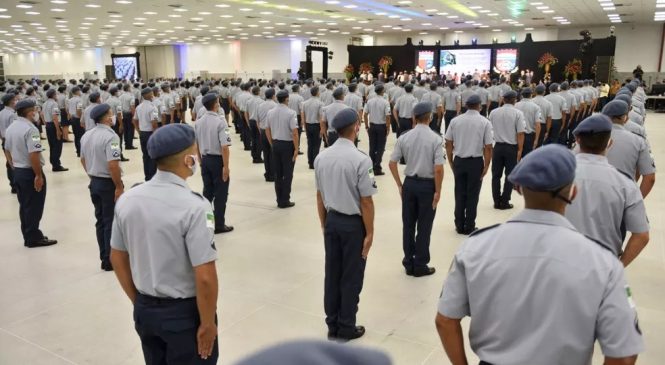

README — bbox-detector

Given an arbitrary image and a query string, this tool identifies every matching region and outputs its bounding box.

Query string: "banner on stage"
[495,48,518,73]
[439,49,491,76]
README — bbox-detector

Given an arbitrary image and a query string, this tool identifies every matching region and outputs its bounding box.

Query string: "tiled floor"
[0,112,663,365]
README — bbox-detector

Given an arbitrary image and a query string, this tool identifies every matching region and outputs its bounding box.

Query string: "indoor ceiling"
[0,0,662,53]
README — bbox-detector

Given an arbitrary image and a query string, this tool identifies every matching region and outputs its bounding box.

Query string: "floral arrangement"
[537,52,559,68]
[343,64,355,81]
[359,62,374,74]
[563,59,582,80]
[378,56,393,75]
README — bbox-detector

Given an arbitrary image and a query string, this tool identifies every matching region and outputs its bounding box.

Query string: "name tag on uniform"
[625,285,636,309]
[110,142,120,150]
[31,134,41,142]
[205,211,215,229]
[368,167,375,179]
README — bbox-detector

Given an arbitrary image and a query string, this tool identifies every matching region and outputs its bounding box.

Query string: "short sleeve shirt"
[267,104,298,141]
[80,124,121,178]
[444,110,493,158]
[195,111,232,156]
[4,117,45,168]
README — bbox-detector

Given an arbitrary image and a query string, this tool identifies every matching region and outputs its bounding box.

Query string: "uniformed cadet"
[363,84,391,176]
[266,90,299,208]
[0,92,18,193]
[4,99,58,248]
[288,84,305,155]
[110,124,219,365]
[565,114,649,267]
[413,80,427,101]
[514,87,542,157]
[531,84,553,147]
[195,93,234,234]
[119,84,137,150]
[487,79,501,114]
[257,88,278,182]
[420,83,443,134]
[612,96,648,140]
[388,102,444,277]
[544,83,568,145]
[559,82,578,146]
[133,87,160,181]
[235,83,253,151]
[80,104,124,271]
[489,90,526,210]
[442,83,461,132]
[83,92,101,131]
[393,83,418,137]
[322,88,350,146]
[302,86,325,169]
[56,85,71,142]
[314,108,376,342]
[436,144,644,365]
[246,86,264,164]
[601,100,656,199]
[344,83,363,118]
[67,87,84,157]
[445,95,493,234]
[459,80,476,113]
[321,83,334,106]
[42,89,68,172]
[233,340,392,365]
[107,87,128,162]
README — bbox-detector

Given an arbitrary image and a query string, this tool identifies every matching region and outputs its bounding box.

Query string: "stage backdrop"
[347,34,617,83]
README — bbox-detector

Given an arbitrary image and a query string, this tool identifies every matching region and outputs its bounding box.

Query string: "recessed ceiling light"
[439,27,448,30]
[542,10,554,13]
[325,0,339,3]
[260,11,272,15]
[425,9,438,13]
[469,6,483,10]
[116,0,132,3]
[51,8,65,12]
[25,11,39,15]
[492,29,501,32]
[479,10,490,13]
[447,15,458,18]
[536,6,549,10]
[530,2,543,5]
[344,4,357,8]
[239,8,252,11]
[437,12,448,15]
[525,27,534,30]
[488,13,498,16]
[51,0,68,3]
[454,30,463,33]
[16,4,32,8]
[215,4,229,8]
[421,22,431,26]
[397,0,412,4]
[85,4,101,8]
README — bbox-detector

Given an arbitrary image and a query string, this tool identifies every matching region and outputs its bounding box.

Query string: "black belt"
[495,142,517,146]
[202,154,221,157]
[137,293,196,305]
[273,139,293,142]
[328,209,360,217]
[406,175,434,182]
[455,156,482,160]
[90,176,113,181]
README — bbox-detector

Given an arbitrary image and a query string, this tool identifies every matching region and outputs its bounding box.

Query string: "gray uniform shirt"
[314,138,377,215]
[320,90,333,106]
[246,95,263,121]
[106,97,123,124]
[343,93,363,113]
[4,117,45,168]
[394,94,418,118]
[83,103,99,131]
[560,90,578,112]
[0,107,17,139]
[532,95,553,120]
[322,101,350,129]
[444,110,493,158]
[460,89,476,106]
[302,97,324,125]
[488,85,501,102]
[566,153,649,256]
[365,97,391,125]
[488,104,526,144]
[420,92,443,113]
[443,89,461,111]
[135,100,159,132]
[544,93,568,119]
[257,99,277,130]
[80,124,121,178]
[67,96,83,117]
[390,124,445,178]
[42,99,59,123]
[267,104,297,141]
[607,124,655,178]
[119,92,135,113]
[514,99,542,133]
[195,111,232,156]
[438,209,644,364]
[288,93,304,116]
[111,171,217,299]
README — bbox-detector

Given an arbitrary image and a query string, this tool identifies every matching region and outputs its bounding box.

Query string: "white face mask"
[186,154,199,176]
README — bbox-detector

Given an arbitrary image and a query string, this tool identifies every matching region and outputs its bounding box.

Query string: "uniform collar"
[3,107,15,112]
[96,124,114,131]
[333,137,355,147]
[152,170,189,188]
[577,153,609,164]
[464,109,480,115]
[508,209,575,231]
[612,123,625,130]
[502,103,515,109]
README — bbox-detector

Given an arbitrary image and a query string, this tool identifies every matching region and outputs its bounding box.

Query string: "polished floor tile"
[0,111,663,364]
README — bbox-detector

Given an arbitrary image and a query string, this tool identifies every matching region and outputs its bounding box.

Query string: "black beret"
[90,103,111,122]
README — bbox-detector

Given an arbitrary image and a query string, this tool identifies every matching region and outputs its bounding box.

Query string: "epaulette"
[583,234,614,253]
[191,191,205,200]
[469,223,501,237]
[613,167,635,182]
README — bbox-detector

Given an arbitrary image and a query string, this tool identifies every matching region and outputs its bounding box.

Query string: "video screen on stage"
[112,55,139,80]
[495,48,518,73]
[417,50,435,72]
[439,49,491,75]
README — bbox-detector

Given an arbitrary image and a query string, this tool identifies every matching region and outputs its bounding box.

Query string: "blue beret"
[574,114,613,135]
[602,100,629,117]
[90,103,111,122]
[626,83,637,92]
[331,108,358,130]
[521,87,533,95]
[15,98,36,112]
[151,86,160,93]
[560,81,569,90]
[1,93,15,105]
[466,94,481,105]
[374,84,384,93]
[160,83,170,90]
[413,101,433,117]
[549,83,559,92]
[508,144,576,192]
[310,86,319,96]
[232,340,392,365]
[503,90,517,99]
[46,89,57,98]
[535,84,546,93]
[202,93,218,107]
[71,86,81,93]
[147,124,196,160]
[276,89,289,99]
[265,88,275,99]
[404,83,414,92]
[109,87,118,95]
[141,87,153,96]
[617,87,631,95]
[89,92,101,102]
[614,94,632,105]
[332,87,345,98]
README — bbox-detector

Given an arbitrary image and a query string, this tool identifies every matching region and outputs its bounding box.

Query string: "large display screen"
[112,55,139,80]
[416,50,435,72]
[495,48,518,73]
[439,49,491,75]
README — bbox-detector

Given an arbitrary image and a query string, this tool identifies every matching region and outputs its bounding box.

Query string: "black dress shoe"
[298,151,304,155]
[463,227,478,235]
[243,147,251,151]
[413,267,436,277]
[25,238,58,248]
[52,166,69,172]
[278,201,296,208]
[327,330,338,341]
[498,203,514,210]
[405,268,414,276]
[456,227,465,234]
[101,260,114,272]
[214,225,234,234]
[11,188,17,194]
[336,326,365,342]
[252,159,264,164]
[125,146,138,150]
[265,178,275,182]
[493,202,501,209]
[308,165,314,170]
[121,157,130,162]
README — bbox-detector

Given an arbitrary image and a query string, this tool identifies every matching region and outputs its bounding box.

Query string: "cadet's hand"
[481,167,489,180]
[397,185,403,199]
[119,125,124,135]
[432,192,440,210]
[222,166,229,182]
[196,323,217,360]
[361,234,373,259]
[34,174,44,192]
[114,187,124,202]
[292,151,298,162]
[385,128,390,137]
[56,129,62,140]
[448,162,454,173]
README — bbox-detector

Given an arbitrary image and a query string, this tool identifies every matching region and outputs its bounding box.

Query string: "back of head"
[574,114,613,154]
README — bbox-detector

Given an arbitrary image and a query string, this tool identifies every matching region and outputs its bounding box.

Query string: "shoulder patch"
[469,223,501,237]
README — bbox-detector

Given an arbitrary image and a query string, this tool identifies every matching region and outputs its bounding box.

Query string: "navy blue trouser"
[327,131,338,146]
[260,130,274,180]
[249,120,262,161]
[71,117,84,156]
[522,133,535,158]
[45,123,63,168]
[368,124,387,172]
[201,155,229,229]
[305,123,322,167]
[397,117,412,137]
[59,109,69,126]
[134,294,218,365]
[123,112,135,148]
[14,168,46,243]
[271,140,295,205]
[2,139,15,191]
[453,157,483,231]
[89,177,115,262]
[429,114,441,134]
[324,211,366,337]
[444,110,457,132]
[240,114,251,150]
[401,177,436,272]
[546,118,562,145]
[139,131,156,181]
[491,143,517,205]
